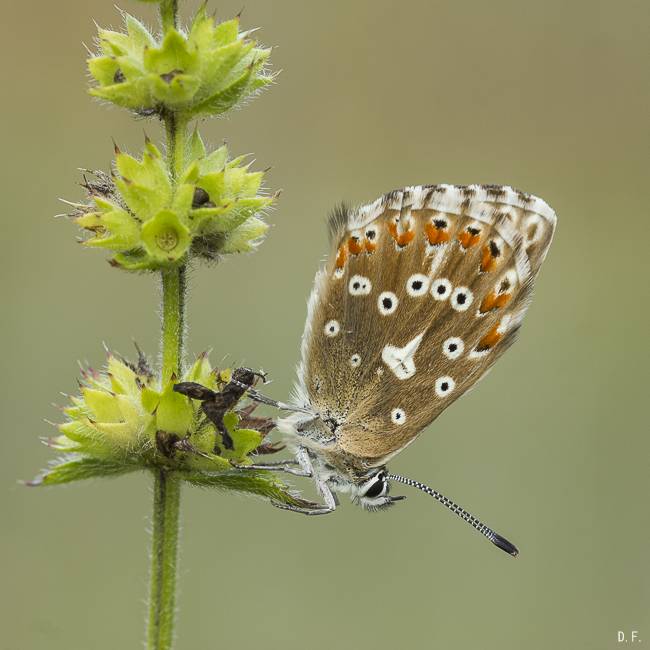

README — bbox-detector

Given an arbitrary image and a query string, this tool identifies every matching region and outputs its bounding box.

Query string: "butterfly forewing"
[299,185,556,464]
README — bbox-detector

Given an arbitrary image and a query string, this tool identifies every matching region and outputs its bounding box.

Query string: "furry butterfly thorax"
[230,184,555,555]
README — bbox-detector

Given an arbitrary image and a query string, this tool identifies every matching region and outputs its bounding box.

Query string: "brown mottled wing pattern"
[298,185,556,464]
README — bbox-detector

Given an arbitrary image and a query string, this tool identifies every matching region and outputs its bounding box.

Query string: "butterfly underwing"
[250,184,555,555]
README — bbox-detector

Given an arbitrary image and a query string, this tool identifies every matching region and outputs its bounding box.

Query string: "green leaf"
[114,145,172,220]
[141,387,161,414]
[199,145,229,174]
[87,56,122,86]
[143,29,198,75]
[94,420,144,446]
[98,29,132,57]
[149,73,202,106]
[187,128,207,165]
[107,355,139,394]
[185,354,217,388]
[207,197,272,234]
[59,420,100,446]
[212,19,240,47]
[189,66,254,117]
[230,428,263,458]
[179,161,200,185]
[124,13,156,50]
[27,455,140,486]
[220,217,269,253]
[82,388,122,422]
[188,5,214,51]
[215,412,263,461]
[110,250,154,271]
[182,469,318,509]
[198,40,249,98]
[194,171,226,202]
[171,183,195,216]
[83,205,141,252]
[115,178,169,223]
[90,81,151,110]
[156,382,195,436]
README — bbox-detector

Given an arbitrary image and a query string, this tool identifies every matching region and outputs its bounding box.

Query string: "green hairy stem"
[147,470,181,650]
[148,6,185,649]
[30,0,292,647]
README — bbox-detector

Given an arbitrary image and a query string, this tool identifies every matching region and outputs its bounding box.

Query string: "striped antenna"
[387,473,519,557]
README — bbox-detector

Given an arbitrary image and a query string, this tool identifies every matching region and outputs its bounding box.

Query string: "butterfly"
[240,184,556,556]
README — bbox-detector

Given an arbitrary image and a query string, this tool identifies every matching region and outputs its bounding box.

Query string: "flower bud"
[29,349,310,509]
[88,9,273,118]
[69,137,273,270]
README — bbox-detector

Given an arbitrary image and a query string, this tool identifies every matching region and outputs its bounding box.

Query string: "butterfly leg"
[235,460,311,477]
[271,447,338,515]
[271,500,335,516]
[225,377,311,414]
[270,479,337,515]
[233,446,313,477]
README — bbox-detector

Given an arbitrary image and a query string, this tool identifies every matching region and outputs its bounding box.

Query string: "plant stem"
[160,266,186,383]
[148,4,187,648]
[164,112,187,184]
[148,153,186,650]
[147,470,181,650]
[160,0,178,32]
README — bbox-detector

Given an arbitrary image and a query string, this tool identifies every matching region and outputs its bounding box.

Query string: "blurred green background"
[1,1,647,648]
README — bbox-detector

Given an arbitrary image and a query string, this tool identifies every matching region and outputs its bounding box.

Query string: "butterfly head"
[279,413,406,510]
[331,466,406,511]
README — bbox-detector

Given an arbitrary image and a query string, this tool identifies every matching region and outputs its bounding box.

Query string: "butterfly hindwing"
[298,185,556,464]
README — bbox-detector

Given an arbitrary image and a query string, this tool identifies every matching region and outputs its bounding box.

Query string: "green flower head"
[88,7,274,118]
[69,135,273,270]
[29,348,309,508]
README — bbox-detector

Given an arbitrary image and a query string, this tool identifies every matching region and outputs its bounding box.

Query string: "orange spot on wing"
[365,239,377,253]
[348,237,364,255]
[335,245,348,269]
[425,222,451,246]
[458,230,481,249]
[388,221,415,247]
[480,245,498,272]
[476,322,503,351]
[479,291,512,314]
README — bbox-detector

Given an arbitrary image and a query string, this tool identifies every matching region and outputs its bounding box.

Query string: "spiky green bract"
[29,351,302,508]
[88,8,273,118]
[73,136,272,270]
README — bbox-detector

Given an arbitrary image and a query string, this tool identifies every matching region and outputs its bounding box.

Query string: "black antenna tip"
[491,533,519,557]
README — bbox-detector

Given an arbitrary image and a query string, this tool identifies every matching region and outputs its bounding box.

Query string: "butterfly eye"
[378,291,399,316]
[435,376,456,397]
[450,286,473,311]
[391,407,406,425]
[430,278,452,301]
[363,476,386,499]
[350,353,361,367]
[406,273,430,297]
[442,337,464,360]
[324,320,340,337]
[348,274,372,296]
